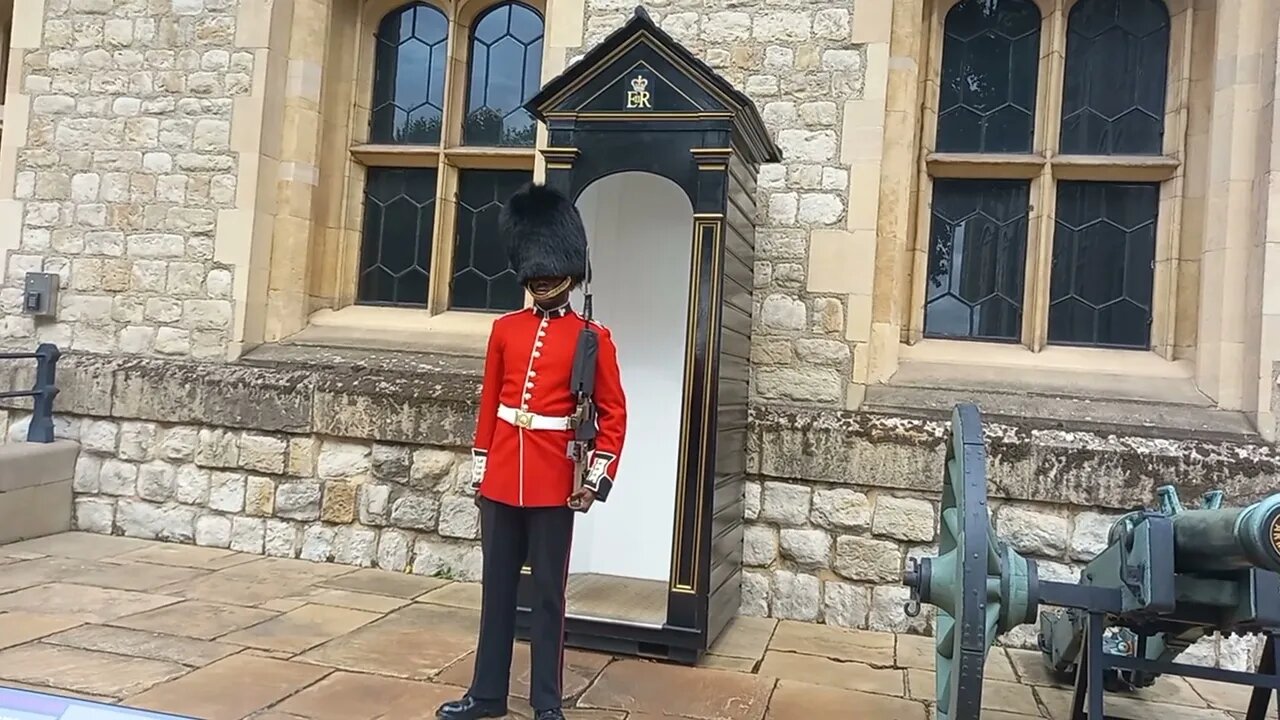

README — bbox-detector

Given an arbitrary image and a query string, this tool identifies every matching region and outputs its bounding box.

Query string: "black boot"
[435,695,507,720]
[534,710,565,720]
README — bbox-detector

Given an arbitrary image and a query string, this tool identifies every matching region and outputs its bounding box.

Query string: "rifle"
[566,234,598,510]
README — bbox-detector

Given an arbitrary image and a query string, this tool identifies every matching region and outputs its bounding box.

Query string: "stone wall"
[0,0,246,358]
[569,0,875,410]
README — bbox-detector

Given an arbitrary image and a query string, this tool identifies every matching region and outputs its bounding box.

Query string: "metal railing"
[0,343,60,443]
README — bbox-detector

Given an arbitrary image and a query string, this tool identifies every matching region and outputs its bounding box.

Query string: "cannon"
[901,403,1280,720]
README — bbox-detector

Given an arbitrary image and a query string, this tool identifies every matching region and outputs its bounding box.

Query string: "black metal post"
[27,343,60,443]
[1071,612,1108,720]
[1247,634,1277,720]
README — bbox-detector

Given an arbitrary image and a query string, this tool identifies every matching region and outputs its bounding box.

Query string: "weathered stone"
[80,418,118,452]
[771,571,820,621]
[759,481,811,525]
[812,488,871,530]
[371,444,411,480]
[229,516,265,554]
[822,581,870,629]
[996,505,1069,557]
[194,514,231,548]
[1070,511,1118,561]
[754,366,843,403]
[75,497,115,534]
[794,338,850,365]
[207,471,245,513]
[761,294,805,331]
[287,437,319,477]
[195,427,239,468]
[334,526,377,567]
[868,585,929,634]
[359,483,392,525]
[322,481,358,524]
[437,495,480,539]
[871,496,935,543]
[412,538,482,581]
[174,465,211,505]
[100,458,139,496]
[245,475,274,516]
[834,536,901,582]
[118,421,157,461]
[743,525,777,567]
[275,481,321,521]
[376,528,412,572]
[779,528,831,566]
[318,440,371,479]
[137,461,176,502]
[410,448,456,489]
[390,493,438,531]
[740,571,770,617]
[744,482,762,521]
[238,433,287,474]
[158,426,198,461]
[74,454,103,493]
[117,500,195,542]
[264,519,300,558]
[301,524,336,562]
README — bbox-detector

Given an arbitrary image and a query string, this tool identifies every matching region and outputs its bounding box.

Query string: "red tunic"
[470,303,627,508]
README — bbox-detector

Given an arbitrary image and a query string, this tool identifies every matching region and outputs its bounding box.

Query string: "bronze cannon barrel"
[1164,493,1280,574]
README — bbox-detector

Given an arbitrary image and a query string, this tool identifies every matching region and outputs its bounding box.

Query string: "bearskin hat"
[501,182,590,286]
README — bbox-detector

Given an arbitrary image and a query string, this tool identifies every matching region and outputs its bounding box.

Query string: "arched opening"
[566,171,695,626]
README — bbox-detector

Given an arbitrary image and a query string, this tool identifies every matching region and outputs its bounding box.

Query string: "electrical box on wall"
[23,272,58,318]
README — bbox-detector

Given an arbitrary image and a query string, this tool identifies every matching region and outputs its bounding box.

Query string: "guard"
[436,183,627,720]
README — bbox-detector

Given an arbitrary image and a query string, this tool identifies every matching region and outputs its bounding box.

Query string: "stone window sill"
[863,340,1258,442]
[279,306,495,359]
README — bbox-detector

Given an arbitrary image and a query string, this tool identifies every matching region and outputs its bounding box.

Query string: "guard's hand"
[568,488,597,513]
[472,489,482,508]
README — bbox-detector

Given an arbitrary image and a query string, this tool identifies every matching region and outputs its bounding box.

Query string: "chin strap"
[528,276,573,302]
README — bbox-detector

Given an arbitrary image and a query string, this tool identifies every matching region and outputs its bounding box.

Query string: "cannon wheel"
[930,404,1038,720]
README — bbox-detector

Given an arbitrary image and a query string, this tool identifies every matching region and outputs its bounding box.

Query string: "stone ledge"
[749,406,1280,510]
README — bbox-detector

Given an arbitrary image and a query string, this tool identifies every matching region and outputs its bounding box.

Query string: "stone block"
[264,519,301,558]
[245,475,274,517]
[194,514,231,548]
[744,482,761,521]
[118,421,157,461]
[175,465,211,505]
[390,493,438,531]
[318,440,371,480]
[376,528,412,572]
[158,426,199,462]
[100,459,139,496]
[811,488,871,530]
[759,482,811,526]
[321,481,357,524]
[371,444,411,481]
[779,528,831,566]
[834,535,901,582]
[195,427,239,468]
[822,581,870,629]
[301,524,336,562]
[334,526,377,567]
[208,471,245,513]
[438,495,480,539]
[286,437,319,477]
[743,525,778,567]
[75,497,115,534]
[1070,511,1118,561]
[137,461,176,502]
[771,571,820,621]
[996,505,1069,557]
[412,538,482,581]
[238,433,287,474]
[230,516,265,554]
[275,481,321,521]
[871,496,935,542]
[740,571,770,617]
[117,500,194,542]
[410,448,456,489]
[358,483,391,525]
[868,585,929,634]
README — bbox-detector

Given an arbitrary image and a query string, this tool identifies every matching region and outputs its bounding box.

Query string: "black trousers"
[469,497,575,712]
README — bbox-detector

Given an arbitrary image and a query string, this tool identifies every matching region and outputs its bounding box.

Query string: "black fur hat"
[501,182,589,286]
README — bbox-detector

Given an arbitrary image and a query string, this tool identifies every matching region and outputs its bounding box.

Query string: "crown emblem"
[630,75,648,92]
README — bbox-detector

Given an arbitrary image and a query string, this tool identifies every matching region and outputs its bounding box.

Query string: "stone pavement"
[0,533,1262,720]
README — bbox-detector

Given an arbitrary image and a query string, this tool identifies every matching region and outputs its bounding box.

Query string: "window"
[353,0,544,312]
[919,0,1178,351]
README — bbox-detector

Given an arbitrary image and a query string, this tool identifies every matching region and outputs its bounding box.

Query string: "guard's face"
[527,276,571,303]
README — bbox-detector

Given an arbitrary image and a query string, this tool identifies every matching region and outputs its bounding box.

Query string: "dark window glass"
[357,167,438,306]
[450,169,529,311]
[370,3,449,145]
[1060,0,1170,155]
[463,2,544,147]
[1048,181,1157,349]
[936,0,1041,154]
[924,179,1030,341]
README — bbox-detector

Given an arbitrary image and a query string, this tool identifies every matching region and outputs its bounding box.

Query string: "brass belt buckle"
[515,411,533,428]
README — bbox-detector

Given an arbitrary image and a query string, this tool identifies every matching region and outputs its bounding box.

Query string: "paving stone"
[759,650,904,696]
[767,619,894,665]
[1036,687,1234,720]
[116,544,256,570]
[765,680,926,719]
[221,604,382,653]
[417,581,483,609]
[262,598,309,613]
[271,671,463,719]
[1186,678,1255,713]
[437,643,611,700]
[901,633,1017,681]
[285,587,410,614]
[295,603,479,679]
[128,654,332,720]
[0,680,116,703]
[579,659,773,719]
[0,557,115,593]
[44,624,239,666]
[699,654,759,672]
[2,532,152,560]
[319,568,448,599]
[72,560,207,591]
[907,669,1040,715]
[0,611,84,649]
[0,583,180,622]
[1005,647,1069,687]
[156,573,317,607]
[111,600,279,640]
[1122,676,1213,709]
[218,556,355,584]
[0,643,188,699]
[710,616,778,661]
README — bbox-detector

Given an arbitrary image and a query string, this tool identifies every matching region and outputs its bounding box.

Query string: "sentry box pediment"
[526,6,780,168]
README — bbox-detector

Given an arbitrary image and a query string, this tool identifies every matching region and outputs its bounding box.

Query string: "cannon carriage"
[901,403,1280,720]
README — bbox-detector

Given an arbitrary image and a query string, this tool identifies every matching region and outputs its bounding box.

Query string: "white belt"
[498,404,573,431]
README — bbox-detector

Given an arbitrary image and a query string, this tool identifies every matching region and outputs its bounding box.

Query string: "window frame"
[907,0,1194,358]
[341,0,546,315]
